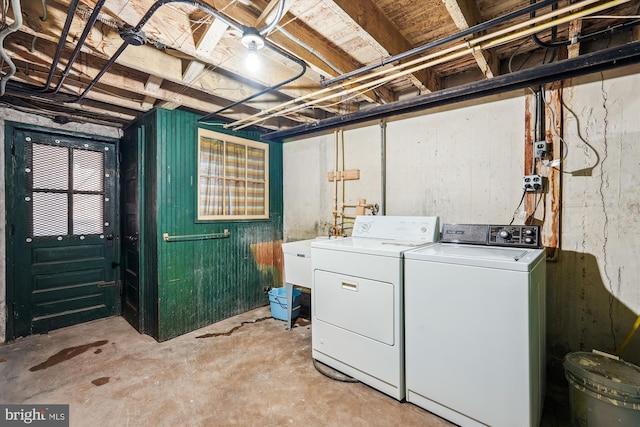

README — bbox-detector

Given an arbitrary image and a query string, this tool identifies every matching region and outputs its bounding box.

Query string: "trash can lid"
[564,352,640,399]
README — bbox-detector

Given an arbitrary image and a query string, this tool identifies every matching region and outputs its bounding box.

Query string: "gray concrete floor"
[0,307,569,426]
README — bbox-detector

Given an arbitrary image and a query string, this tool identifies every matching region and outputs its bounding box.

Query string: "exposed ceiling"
[1,0,639,133]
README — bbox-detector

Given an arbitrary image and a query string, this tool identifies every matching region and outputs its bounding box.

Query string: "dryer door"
[314,269,394,345]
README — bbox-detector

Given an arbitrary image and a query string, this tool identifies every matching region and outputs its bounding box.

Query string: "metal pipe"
[530,1,569,49]
[333,130,339,234]
[231,0,627,130]
[262,41,640,141]
[40,0,48,21]
[37,0,81,92]
[198,40,306,122]
[230,0,606,130]
[341,129,345,231]
[51,0,107,94]
[258,0,284,36]
[275,24,342,74]
[71,0,248,102]
[0,0,23,96]
[380,119,386,216]
[322,0,562,88]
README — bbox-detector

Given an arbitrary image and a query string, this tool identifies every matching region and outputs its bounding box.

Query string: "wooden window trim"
[197,128,269,220]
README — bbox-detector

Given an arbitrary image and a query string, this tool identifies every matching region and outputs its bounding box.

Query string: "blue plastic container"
[268,287,301,321]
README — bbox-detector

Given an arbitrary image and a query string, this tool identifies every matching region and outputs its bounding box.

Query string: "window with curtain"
[198,129,269,220]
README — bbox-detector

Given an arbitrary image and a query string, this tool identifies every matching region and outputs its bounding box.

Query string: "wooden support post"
[524,84,562,260]
[541,82,562,260]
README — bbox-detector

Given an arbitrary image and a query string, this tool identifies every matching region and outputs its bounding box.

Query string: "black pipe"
[198,42,307,123]
[261,41,640,141]
[38,0,80,92]
[528,1,640,51]
[536,85,545,142]
[51,0,107,94]
[322,0,561,87]
[530,1,569,51]
[70,0,248,102]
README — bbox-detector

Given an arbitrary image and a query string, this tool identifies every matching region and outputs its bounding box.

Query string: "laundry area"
[0,306,571,427]
[2,0,640,426]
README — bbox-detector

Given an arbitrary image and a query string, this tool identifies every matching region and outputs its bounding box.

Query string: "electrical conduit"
[0,0,23,96]
[228,0,630,131]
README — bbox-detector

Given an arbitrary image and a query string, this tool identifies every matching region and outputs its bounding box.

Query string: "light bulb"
[245,43,260,70]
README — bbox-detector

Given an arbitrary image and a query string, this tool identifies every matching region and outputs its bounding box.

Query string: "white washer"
[311,215,439,400]
[404,224,546,427]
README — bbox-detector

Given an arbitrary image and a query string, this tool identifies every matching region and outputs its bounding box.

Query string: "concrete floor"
[0,307,570,426]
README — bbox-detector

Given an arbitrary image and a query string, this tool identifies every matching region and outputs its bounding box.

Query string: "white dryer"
[311,215,439,400]
[404,224,546,427]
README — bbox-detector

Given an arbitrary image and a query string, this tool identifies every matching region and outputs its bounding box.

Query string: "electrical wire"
[509,189,528,225]
[615,315,640,355]
[312,359,359,383]
[527,190,544,225]
[539,89,569,168]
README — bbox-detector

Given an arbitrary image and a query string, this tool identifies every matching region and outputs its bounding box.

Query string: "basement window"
[197,128,269,220]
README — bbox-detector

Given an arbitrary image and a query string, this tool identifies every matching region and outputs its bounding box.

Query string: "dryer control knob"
[499,229,511,240]
[524,228,535,236]
[524,237,534,244]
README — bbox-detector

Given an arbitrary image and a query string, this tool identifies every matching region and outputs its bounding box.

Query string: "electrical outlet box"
[534,141,548,159]
[523,174,544,192]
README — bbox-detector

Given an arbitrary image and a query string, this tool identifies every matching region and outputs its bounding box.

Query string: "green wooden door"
[7,126,119,339]
[121,127,141,331]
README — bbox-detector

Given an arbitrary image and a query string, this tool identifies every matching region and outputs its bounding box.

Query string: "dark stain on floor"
[94,349,102,354]
[92,377,110,386]
[29,340,109,372]
[0,358,6,363]
[196,317,270,339]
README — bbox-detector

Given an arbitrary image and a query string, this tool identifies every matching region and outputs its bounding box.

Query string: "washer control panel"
[489,225,540,248]
[441,224,541,248]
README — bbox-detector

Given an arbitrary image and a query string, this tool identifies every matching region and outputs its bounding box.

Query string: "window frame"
[28,141,107,240]
[197,128,269,221]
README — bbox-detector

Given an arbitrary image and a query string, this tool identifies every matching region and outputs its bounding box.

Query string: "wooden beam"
[541,82,562,260]
[442,0,500,79]
[330,0,437,94]
[568,19,583,58]
[181,18,229,87]
[255,0,285,29]
[193,19,229,58]
[183,61,206,83]
[144,75,164,93]
[142,75,164,110]
[16,0,339,119]
[254,8,392,103]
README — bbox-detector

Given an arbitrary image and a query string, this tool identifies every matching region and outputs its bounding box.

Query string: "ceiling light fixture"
[242,27,264,70]
[241,27,265,51]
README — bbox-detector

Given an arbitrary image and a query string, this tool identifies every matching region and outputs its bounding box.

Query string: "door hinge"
[12,302,17,319]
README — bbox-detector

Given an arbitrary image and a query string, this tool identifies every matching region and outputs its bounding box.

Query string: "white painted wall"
[0,108,121,343]
[552,66,640,366]
[283,63,640,369]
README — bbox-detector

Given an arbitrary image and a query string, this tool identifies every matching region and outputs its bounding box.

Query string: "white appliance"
[311,215,439,400]
[404,224,546,427]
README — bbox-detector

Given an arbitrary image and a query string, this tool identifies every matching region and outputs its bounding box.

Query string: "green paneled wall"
[125,108,283,341]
